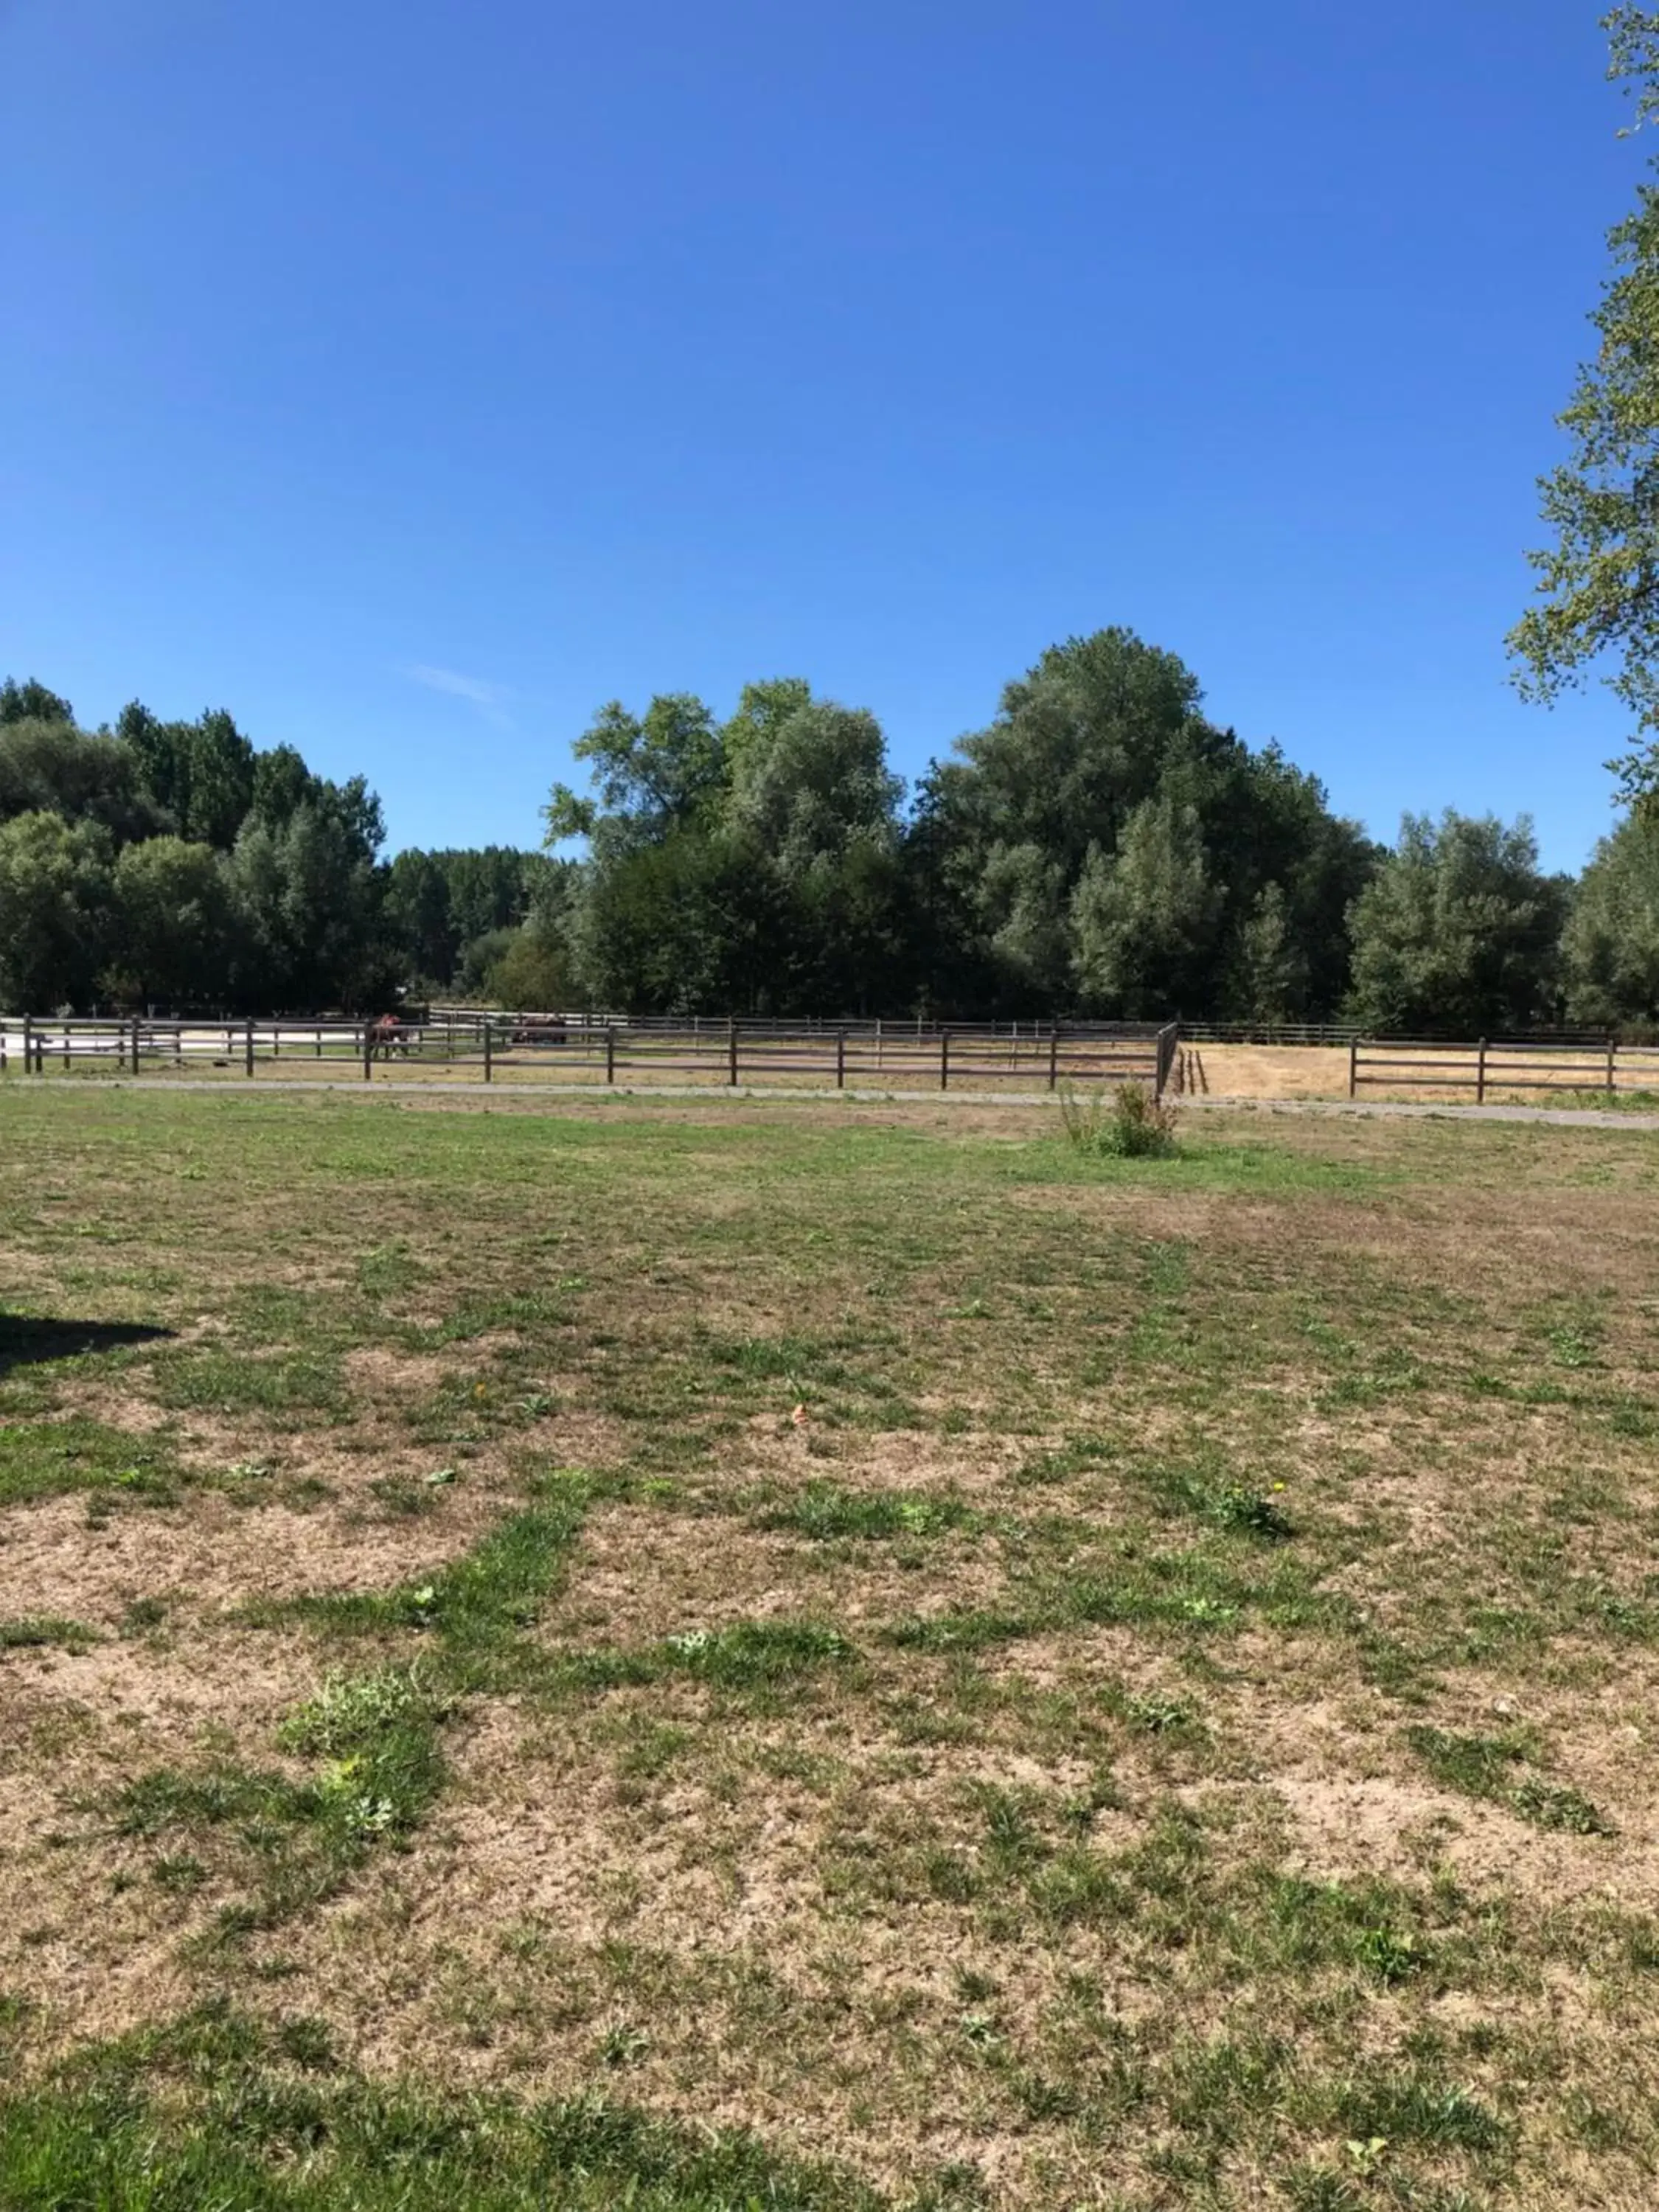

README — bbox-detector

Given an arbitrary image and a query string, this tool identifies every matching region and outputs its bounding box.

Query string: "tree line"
[3,630,1658,1032]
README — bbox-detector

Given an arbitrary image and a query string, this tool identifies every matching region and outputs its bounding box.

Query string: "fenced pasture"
[4,1084,1659,2209]
[1349,1035,1659,1102]
[17,1017,1659,1116]
[0,1013,1180,1096]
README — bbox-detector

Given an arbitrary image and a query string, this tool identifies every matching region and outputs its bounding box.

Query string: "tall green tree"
[441,846,537,945]
[0,812,112,1012]
[1346,813,1568,1035]
[724,695,908,1009]
[563,825,789,1013]
[0,679,74,726]
[917,627,1370,1017]
[1070,796,1221,1016]
[227,802,389,1010]
[0,716,164,846]
[0,672,397,1013]
[548,682,908,1012]
[1228,882,1309,1025]
[1562,809,1659,1022]
[115,703,257,847]
[1209,747,1376,1020]
[914,629,1220,1009]
[108,838,235,1008]
[546,695,725,852]
[384,849,458,984]
[1510,8,1659,801]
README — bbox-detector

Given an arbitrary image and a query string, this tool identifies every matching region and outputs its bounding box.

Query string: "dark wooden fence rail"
[1349,1037,1659,1102]
[0,1016,1181,1096]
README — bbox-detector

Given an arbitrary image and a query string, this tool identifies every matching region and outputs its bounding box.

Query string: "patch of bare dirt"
[547,1497,1015,1648]
[0,1473,510,1626]
[0,1624,323,2049]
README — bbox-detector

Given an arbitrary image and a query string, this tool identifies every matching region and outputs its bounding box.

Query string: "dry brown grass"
[5,1085,1659,2205]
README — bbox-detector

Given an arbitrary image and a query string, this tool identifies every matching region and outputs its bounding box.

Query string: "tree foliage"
[0,630,1639,1034]
[0,683,397,1012]
[108,838,236,1009]
[547,680,909,1014]
[1562,810,1659,1022]
[0,813,113,1012]
[0,716,166,847]
[909,629,1371,1017]
[539,633,1377,1022]
[1345,813,1568,1035]
[1510,10,1659,800]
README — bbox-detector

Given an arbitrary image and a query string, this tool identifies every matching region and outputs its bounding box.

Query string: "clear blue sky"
[0,0,1640,869]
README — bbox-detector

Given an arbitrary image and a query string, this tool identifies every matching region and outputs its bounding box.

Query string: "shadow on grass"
[0,1314,172,1377]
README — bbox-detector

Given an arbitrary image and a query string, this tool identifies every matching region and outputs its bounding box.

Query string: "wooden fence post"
[605,1026,616,1085]
[245,1019,255,1078]
[728,1019,739,1088]
[1476,1038,1487,1106]
[483,1022,493,1084]
[836,1029,846,1090]
[1048,1028,1060,1092]
[1607,1034,1618,1098]
[363,1026,373,1082]
[131,1019,141,1076]
[940,1029,950,1091]
[1348,1040,1357,1099]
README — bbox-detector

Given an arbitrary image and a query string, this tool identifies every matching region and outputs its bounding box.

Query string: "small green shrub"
[1058,1082,1180,1160]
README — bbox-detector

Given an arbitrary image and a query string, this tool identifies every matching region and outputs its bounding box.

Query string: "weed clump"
[1058,1082,1180,1160]
[276,1666,443,1758]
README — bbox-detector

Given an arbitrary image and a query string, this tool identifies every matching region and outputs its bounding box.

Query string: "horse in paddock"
[366,1013,411,1060]
[509,1015,567,1049]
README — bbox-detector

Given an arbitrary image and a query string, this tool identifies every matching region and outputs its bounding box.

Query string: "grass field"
[3,1087,1658,2209]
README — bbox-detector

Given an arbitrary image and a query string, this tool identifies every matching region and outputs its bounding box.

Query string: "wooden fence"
[0,1015,1180,1097]
[1349,1037,1659,1102]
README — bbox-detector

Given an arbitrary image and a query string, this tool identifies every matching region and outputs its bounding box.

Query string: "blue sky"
[0,0,1641,869]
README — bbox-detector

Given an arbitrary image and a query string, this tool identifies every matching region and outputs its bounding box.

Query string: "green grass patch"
[0,1417,182,1509]
[1406,1725,1613,1834]
[0,1614,99,1650]
[757,1482,977,1541]
[885,1539,1318,1655]
[1133,1457,1296,1540]
[560,1620,853,1698]
[262,1472,593,1690]
[0,2003,891,2211]
[123,1479,598,1929]
[149,1348,346,1417]
[114,1667,449,1933]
